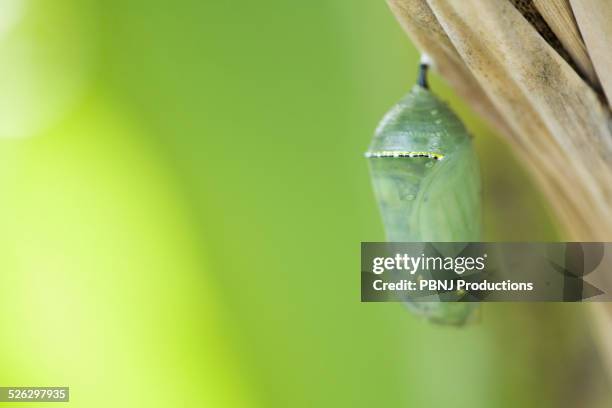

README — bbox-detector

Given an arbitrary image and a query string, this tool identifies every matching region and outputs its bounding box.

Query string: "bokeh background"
[0,1,609,407]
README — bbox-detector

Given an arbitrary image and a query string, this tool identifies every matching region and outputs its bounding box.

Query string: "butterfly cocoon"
[366,80,482,325]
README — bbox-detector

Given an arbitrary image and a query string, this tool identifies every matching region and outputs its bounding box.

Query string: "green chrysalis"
[366,58,482,326]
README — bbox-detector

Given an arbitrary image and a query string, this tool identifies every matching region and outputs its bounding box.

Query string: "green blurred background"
[0,1,608,407]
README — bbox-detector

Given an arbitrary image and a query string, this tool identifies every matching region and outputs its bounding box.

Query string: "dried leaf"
[423,0,612,240]
[533,0,599,87]
[511,0,574,66]
[570,0,612,106]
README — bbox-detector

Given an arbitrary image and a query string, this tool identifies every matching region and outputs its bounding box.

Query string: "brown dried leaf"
[570,0,612,107]
[423,0,612,240]
[533,0,599,87]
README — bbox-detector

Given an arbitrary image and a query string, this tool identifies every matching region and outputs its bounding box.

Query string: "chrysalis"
[366,56,482,326]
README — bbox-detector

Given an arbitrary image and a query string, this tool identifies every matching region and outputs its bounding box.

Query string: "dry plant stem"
[387,0,612,379]
[570,0,612,104]
[532,0,599,86]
